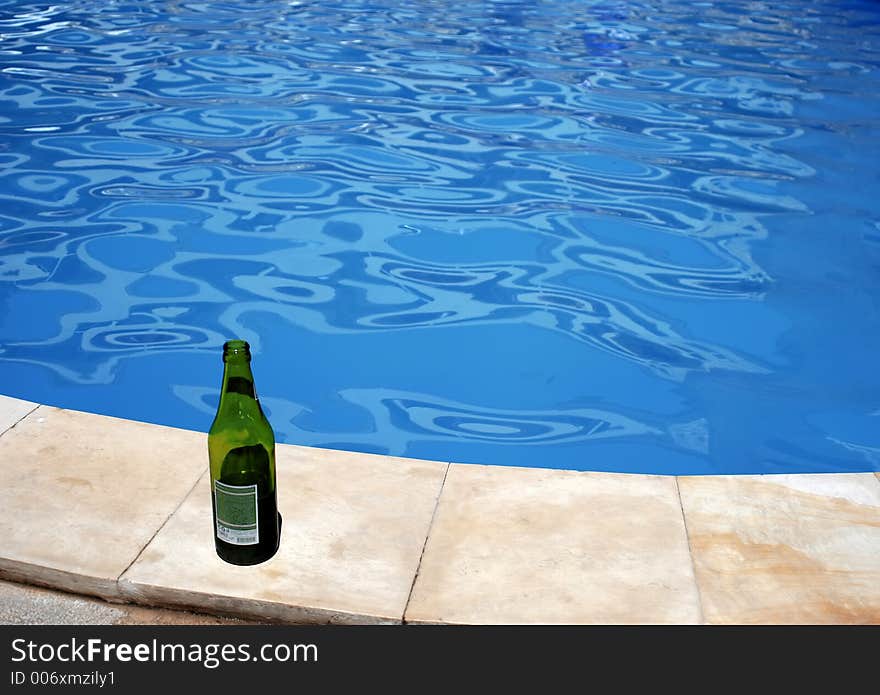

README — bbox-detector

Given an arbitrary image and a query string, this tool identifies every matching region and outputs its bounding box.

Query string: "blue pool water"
[1,0,879,474]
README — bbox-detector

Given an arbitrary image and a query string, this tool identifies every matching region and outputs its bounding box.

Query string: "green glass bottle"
[208,340,280,565]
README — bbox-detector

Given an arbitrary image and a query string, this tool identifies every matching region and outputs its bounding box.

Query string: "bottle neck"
[218,358,260,416]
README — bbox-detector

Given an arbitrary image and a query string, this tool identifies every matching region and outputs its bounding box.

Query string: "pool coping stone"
[1,395,879,625]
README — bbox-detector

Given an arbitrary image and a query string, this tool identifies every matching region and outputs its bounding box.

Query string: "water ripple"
[1,0,879,473]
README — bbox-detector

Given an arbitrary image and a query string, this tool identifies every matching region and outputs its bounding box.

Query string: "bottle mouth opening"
[222,339,251,362]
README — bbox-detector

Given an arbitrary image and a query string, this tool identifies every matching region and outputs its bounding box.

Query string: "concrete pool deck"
[1,393,879,625]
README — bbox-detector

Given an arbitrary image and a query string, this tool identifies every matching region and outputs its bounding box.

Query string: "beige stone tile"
[405,464,701,624]
[0,407,207,598]
[0,394,38,435]
[120,446,448,624]
[678,474,880,624]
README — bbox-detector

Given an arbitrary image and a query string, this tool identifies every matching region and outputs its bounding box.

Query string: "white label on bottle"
[214,480,259,546]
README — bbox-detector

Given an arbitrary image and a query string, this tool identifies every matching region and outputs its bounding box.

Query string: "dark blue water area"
[1,0,879,474]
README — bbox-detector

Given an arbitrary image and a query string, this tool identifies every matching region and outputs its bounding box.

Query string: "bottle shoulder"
[209,405,274,440]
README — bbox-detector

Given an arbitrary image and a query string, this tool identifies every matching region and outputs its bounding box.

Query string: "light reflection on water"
[1,0,879,473]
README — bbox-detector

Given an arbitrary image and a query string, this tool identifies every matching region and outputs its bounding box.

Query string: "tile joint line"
[0,401,43,439]
[115,467,208,588]
[674,476,706,625]
[402,462,451,624]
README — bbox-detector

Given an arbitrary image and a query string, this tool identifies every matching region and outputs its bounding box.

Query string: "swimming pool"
[1,0,878,474]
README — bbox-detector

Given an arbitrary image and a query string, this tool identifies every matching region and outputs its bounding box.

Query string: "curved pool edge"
[1,394,879,624]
